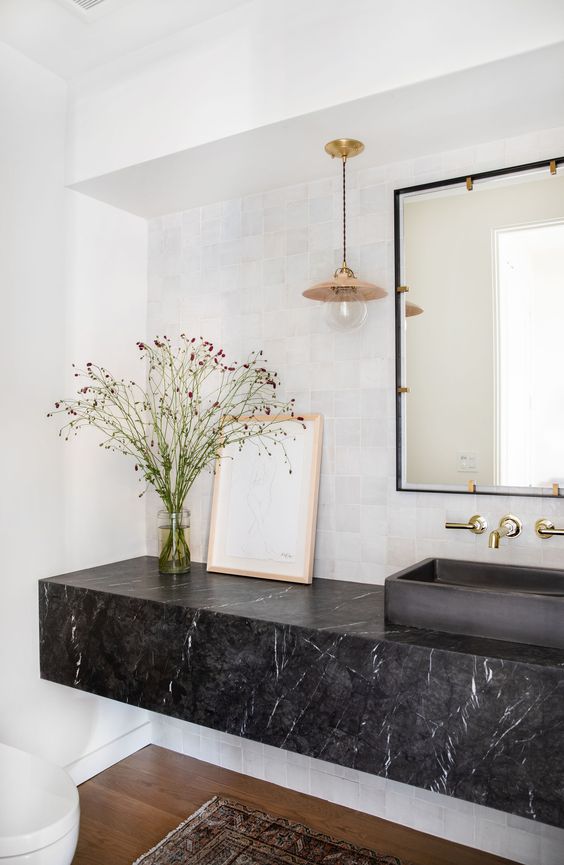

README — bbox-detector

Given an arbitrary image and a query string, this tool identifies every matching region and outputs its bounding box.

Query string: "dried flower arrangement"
[48,334,299,574]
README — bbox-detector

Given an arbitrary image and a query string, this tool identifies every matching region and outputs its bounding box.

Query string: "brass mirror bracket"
[445,514,488,534]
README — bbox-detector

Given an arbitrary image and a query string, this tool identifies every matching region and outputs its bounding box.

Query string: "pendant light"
[303,139,387,331]
[406,301,424,317]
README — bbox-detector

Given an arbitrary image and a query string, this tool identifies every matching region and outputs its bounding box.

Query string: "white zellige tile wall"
[147,125,564,865]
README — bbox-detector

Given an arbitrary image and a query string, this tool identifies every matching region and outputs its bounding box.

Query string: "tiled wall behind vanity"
[147,125,564,865]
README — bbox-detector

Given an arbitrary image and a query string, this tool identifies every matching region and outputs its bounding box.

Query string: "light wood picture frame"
[207,413,323,583]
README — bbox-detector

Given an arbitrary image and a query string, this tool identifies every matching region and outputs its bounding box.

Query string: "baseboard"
[65,721,153,785]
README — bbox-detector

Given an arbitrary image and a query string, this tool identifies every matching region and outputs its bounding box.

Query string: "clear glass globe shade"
[323,292,368,332]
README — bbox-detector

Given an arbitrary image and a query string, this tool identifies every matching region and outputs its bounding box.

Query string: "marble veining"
[39,557,564,827]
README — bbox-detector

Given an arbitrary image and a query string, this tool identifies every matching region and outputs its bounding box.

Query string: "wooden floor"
[72,745,518,865]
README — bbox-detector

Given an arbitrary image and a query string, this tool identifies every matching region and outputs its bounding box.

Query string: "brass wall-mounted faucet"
[488,514,522,549]
[445,514,487,534]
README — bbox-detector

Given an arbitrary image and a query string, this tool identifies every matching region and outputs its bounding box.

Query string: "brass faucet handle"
[488,514,522,549]
[445,514,488,534]
[535,518,564,539]
[499,514,522,538]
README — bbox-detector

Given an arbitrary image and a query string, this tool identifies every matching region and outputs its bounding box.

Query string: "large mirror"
[395,157,564,496]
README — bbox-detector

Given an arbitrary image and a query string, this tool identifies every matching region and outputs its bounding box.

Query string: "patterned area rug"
[132,796,409,865]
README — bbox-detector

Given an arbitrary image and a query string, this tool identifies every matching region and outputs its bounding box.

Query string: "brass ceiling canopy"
[303,139,388,330]
[324,138,365,160]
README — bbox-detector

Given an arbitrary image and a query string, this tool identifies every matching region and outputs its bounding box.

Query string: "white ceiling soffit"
[69,42,564,220]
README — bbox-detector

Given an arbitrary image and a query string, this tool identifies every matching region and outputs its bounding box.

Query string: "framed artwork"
[207,413,323,583]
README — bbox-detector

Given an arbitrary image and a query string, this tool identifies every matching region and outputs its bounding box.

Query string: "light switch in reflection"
[457,452,477,473]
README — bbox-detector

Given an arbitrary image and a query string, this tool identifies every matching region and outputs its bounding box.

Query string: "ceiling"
[69,42,564,219]
[3,0,563,218]
[0,0,250,80]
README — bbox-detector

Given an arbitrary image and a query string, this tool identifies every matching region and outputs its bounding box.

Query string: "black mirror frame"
[394,155,564,498]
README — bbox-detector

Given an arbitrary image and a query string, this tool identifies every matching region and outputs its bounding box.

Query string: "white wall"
[64,191,148,570]
[67,0,564,183]
[145,124,564,865]
[404,188,496,486]
[0,41,149,780]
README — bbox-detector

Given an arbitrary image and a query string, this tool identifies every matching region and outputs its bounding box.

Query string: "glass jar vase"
[157,509,191,575]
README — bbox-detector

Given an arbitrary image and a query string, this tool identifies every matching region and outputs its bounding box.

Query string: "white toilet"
[0,742,79,864]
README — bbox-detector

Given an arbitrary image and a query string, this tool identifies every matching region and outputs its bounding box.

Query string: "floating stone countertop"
[39,557,564,827]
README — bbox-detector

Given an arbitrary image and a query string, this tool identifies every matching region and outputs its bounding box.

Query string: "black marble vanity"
[39,558,564,827]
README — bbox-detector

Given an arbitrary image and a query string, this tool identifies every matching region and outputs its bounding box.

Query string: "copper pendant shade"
[405,300,424,317]
[302,268,388,302]
[303,139,388,306]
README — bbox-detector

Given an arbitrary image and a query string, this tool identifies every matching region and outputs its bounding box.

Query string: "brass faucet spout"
[488,529,501,549]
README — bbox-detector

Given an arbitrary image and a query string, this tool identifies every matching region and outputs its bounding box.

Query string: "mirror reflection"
[396,160,564,495]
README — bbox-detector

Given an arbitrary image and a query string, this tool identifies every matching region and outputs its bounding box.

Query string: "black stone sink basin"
[385,558,564,649]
